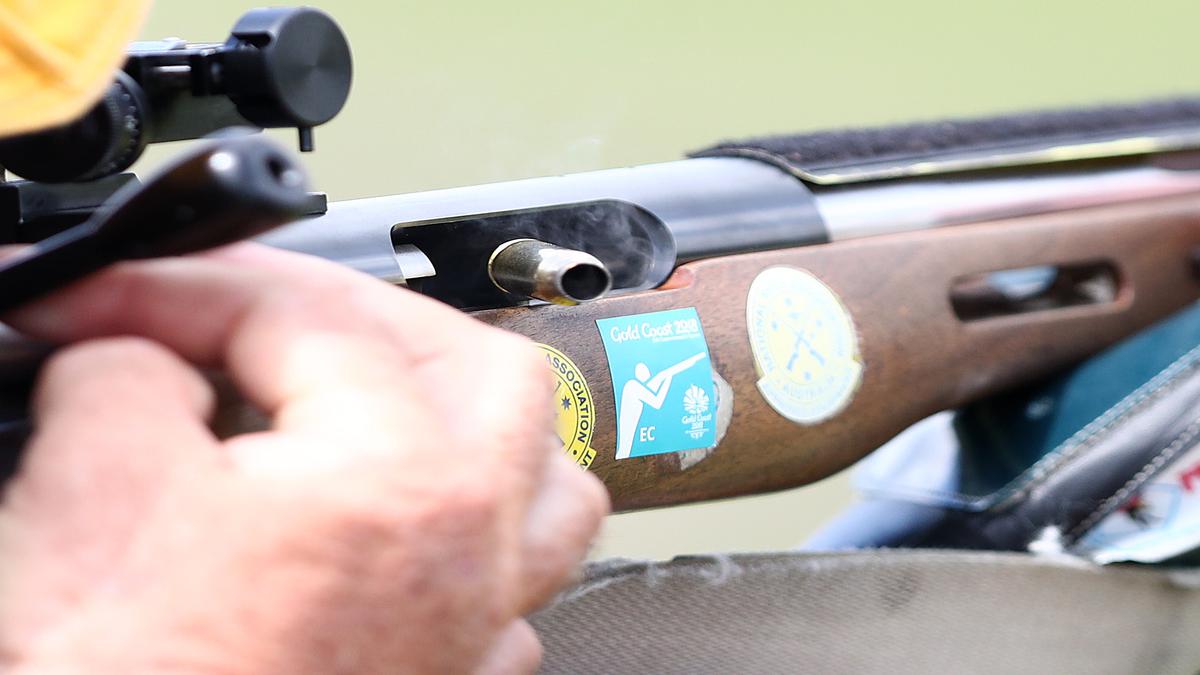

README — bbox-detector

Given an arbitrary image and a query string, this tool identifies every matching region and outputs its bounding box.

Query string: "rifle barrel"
[264,153,1200,309]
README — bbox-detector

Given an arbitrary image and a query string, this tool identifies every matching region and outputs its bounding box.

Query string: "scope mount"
[0,6,350,242]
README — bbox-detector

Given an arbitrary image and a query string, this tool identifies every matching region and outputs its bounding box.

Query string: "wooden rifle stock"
[9,97,1200,512]
[474,195,1200,511]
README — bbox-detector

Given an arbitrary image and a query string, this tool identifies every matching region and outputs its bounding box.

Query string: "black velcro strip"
[692,98,1200,183]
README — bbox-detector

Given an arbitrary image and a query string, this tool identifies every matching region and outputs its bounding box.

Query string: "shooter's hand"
[0,243,608,674]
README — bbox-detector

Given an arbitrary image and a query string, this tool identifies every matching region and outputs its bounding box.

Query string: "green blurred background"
[141,1,1200,560]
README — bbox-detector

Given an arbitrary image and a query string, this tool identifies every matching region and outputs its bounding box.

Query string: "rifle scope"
[0,7,352,184]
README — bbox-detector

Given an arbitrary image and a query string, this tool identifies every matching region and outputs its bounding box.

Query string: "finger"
[206,246,560,490]
[23,336,218,495]
[395,329,559,495]
[515,453,610,614]
[1,244,483,466]
[0,337,219,641]
[476,620,543,675]
[3,243,483,380]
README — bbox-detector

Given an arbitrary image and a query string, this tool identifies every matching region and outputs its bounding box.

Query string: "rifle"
[260,99,1200,512]
[1,26,1197,511]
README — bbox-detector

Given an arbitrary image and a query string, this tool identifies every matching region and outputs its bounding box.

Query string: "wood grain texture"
[474,195,1200,511]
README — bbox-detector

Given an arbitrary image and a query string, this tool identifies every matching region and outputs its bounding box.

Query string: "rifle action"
[261,99,1200,511]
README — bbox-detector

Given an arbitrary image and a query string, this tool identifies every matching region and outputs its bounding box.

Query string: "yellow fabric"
[0,0,150,136]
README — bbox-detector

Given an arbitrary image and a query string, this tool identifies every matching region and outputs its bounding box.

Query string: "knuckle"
[558,466,610,547]
[44,335,174,382]
[575,470,612,529]
[42,338,165,401]
[485,330,534,361]
[465,333,555,454]
[506,623,544,673]
[37,337,210,414]
[522,463,610,589]
[491,334,554,407]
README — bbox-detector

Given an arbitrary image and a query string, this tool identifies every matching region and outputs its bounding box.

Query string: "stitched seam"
[1067,417,1200,541]
[988,373,1194,510]
[865,356,1200,509]
[966,348,1200,509]
[873,355,1200,506]
[990,351,1200,508]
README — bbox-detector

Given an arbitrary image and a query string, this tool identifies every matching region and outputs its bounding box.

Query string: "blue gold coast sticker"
[596,308,717,460]
[536,344,597,469]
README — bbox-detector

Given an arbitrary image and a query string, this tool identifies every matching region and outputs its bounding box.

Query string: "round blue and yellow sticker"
[746,266,863,424]
[536,343,597,469]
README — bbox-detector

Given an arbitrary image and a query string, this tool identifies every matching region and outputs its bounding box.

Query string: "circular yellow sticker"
[746,266,863,424]
[536,343,597,469]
